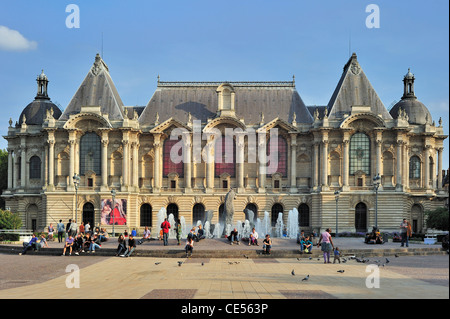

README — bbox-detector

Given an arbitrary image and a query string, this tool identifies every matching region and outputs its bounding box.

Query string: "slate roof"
[327,53,392,121]
[138,81,313,126]
[19,99,62,126]
[59,54,125,121]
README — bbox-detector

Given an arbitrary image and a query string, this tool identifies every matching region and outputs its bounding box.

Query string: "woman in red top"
[109,202,126,225]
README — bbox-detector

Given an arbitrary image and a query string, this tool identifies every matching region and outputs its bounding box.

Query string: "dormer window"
[216,83,236,117]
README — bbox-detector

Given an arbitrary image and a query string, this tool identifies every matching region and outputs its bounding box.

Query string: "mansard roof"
[59,54,125,121]
[138,81,313,126]
[327,53,392,121]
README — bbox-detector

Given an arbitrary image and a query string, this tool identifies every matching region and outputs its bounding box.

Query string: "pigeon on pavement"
[302,275,310,281]
[337,270,345,273]
[291,269,295,276]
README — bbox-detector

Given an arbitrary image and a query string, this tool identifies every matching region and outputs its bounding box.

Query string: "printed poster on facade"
[101,198,127,225]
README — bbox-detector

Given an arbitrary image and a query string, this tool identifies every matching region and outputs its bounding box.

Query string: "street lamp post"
[334,190,340,237]
[73,174,80,224]
[111,189,116,237]
[373,174,381,230]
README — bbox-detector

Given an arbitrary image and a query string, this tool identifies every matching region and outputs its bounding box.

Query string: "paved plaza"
[0,237,448,300]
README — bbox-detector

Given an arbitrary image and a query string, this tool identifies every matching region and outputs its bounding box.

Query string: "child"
[333,247,341,264]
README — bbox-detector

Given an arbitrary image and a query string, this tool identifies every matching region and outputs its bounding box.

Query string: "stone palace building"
[2,53,448,235]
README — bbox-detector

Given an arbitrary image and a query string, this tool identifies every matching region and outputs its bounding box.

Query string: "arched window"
[267,135,288,177]
[163,138,184,177]
[409,156,420,179]
[29,156,41,179]
[355,202,367,233]
[80,132,101,175]
[192,203,206,225]
[349,133,370,175]
[215,135,235,177]
[271,203,284,227]
[82,202,95,227]
[140,204,152,227]
[245,203,258,222]
[167,203,179,221]
[298,204,310,227]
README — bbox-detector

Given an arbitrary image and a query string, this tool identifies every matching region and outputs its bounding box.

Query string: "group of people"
[226,227,273,254]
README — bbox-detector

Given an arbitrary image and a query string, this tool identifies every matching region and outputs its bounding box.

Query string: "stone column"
[101,133,109,189]
[437,147,443,191]
[43,145,48,187]
[237,134,245,191]
[69,139,75,187]
[396,141,402,190]
[404,144,409,189]
[153,134,162,191]
[205,134,215,192]
[342,139,349,189]
[132,141,139,189]
[7,148,13,190]
[48,139,55,188]
[13,150,19,189]
[20,138,27,189]
[122,139,129,187]
[321,139,329,189]
[258,134,267,192]
[290,134,297,192]
[313,142,319,190]
[183,134,192,191]
[424,145,430,189]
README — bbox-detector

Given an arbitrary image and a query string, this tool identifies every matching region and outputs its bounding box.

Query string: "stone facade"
[2,53,448,235]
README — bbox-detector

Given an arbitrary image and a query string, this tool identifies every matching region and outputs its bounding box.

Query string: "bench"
[0,229,34,242]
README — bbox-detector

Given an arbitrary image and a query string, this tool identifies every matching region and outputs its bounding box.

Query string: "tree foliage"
[0,209,22,230]
[425,207,449,231]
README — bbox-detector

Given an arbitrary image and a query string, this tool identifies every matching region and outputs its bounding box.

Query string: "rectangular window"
[87,178,93,187]
[171,180,176,189]
[274,180,280,189]
[350,133,370,175]
[357,178,363,186]
[222,180,228,189]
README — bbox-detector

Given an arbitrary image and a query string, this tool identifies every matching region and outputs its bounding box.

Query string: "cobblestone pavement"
[0,253,447,299]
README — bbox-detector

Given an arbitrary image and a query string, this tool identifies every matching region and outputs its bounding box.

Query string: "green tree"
[425,207,449,231]
[0,209,22,229]
[0,149,8,209]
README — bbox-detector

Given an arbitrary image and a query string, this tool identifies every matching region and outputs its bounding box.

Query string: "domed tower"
[18,70,62,125]
[390,68,432,125]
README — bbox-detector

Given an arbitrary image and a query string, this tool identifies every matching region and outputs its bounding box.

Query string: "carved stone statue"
[223,188,236,232]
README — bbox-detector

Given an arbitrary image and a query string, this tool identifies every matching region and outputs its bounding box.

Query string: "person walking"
[69,220,78,238]
[47,223,54,241]
[317,228,335,264]
[176,219,182,246]
[400,219,412,248]
[57,220,65,243]
[161,218,171,246]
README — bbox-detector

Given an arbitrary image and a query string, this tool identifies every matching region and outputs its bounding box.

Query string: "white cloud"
[0,25,37,51]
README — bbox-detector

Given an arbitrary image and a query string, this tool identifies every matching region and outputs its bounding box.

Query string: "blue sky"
[0,0,448,167]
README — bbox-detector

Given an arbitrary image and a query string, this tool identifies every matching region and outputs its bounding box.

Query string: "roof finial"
[157,74,160,84]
